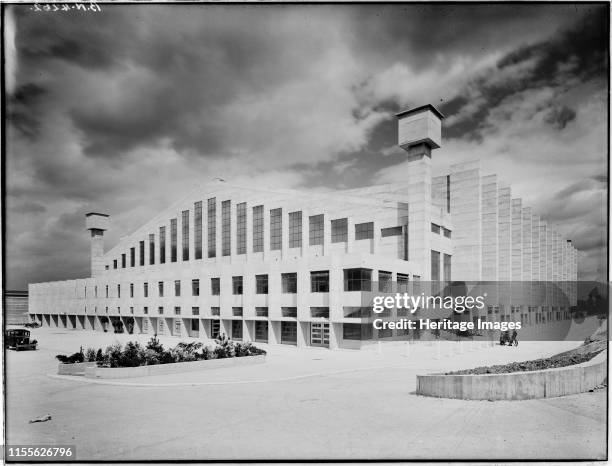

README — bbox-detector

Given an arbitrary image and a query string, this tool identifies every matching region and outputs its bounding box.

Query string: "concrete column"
[215,199,222,260]
[301,209,309,257]
[511,198,522,281]
[449,160,482,281]
[245,202,252,260]
[269,321,281,345]
[281,208,289,259]
[322,213,331,256]
[244,320,255,342]
[329,323,340,350]
[372,220,380,255]
[346,216,355,254]
[263,206,270,260]
[497,183,511,282]
[297,321,308,348]
[522,207,532,281]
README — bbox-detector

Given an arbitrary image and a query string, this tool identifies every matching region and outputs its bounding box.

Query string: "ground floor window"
[378,327,392,339]
[174,319,181,335]
[255,321,268,342]
[343,323,373,340]
[232,320,243,340]
[211,320,220,339]
[191,319,199,331]
[281,322,297,345]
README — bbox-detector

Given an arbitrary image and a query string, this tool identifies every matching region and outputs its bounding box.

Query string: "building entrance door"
[311,322,329,347]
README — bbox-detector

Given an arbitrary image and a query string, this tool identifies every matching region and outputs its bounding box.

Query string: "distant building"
[5,290,29,325]
[28,105,578,349]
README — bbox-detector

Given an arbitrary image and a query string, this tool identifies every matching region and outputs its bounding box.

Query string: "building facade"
[29,105,578,349]
[5,290,29,325]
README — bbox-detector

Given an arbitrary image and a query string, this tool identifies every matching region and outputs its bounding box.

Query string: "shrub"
[205,346,217,360]
[60,337,265,367]
[56,349,85,364]
[214,333,235,359]
[235,342,267,357]
[143,348,160,365]
[118,341,145,367]
[146,336,164,354]
[85,348,97,362]
[104,342,123,368]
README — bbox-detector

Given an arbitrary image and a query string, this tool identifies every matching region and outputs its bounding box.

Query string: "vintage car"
[5,329,38,351]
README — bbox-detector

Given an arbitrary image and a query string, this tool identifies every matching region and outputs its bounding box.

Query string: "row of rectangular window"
[83,305,329,319]
[106,197,411,270]
[431,223,452,238]
[85,268,421,299]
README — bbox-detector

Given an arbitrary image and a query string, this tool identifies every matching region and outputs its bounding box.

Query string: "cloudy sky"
[5,3,608,289]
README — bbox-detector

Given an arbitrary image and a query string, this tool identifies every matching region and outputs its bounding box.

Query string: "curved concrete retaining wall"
[417,352,606,400]
[84,355,266,379]
[57,362,97,376]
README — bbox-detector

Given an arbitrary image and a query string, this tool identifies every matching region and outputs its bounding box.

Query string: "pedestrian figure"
[511,329,518,347]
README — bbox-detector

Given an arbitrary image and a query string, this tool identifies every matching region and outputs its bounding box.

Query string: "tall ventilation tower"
[85,212,109,278]
[396,104,444,279]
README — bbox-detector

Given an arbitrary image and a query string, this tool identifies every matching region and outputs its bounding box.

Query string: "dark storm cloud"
[545,105,577,130]
[352,4,583,68]
[13,5,345,159]
[7,83,46,139]
[440,7,607,139]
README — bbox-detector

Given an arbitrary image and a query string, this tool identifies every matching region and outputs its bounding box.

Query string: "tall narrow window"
[288,211,302,248]
[139,241,145,266]
[331,218,348,243]
[309,214,324,245]
[144,282,148,297]
[192,279,200,296]
[232,276,243,295]
[378,270,392,292]
[113,259,117,269]
[222,200,231,256]
[194,201,203,260]
[149,234,155,265]
[121,253,126,268]
[270,208,282,250]
[170,218,177,262]
[253,205,264,252]
[211,277,220,296]
[256,274,268,294]
[182,210,189,261]
[174,280,181,296]
[130,283,134,298]
[443,253,452,283]
[117,284,121,298]
[431,250,440,294]
[207,198,216,258]
[282,273,297,293]
[130,247,135,267]
[158,281,164,297]
[159,226,166,264]
[237,202,247,255]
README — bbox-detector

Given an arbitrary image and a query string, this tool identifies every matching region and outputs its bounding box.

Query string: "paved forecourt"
[5,327,606,461]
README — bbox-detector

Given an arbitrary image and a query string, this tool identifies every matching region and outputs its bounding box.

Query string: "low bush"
[58,335,265,368]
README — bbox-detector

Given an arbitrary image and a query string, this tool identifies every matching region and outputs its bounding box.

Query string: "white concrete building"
[29,105,578,349]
